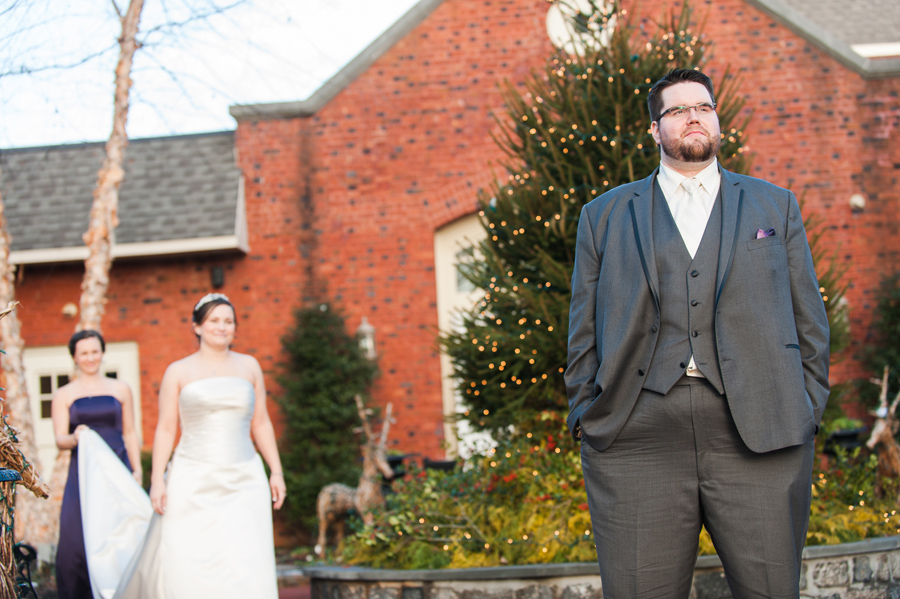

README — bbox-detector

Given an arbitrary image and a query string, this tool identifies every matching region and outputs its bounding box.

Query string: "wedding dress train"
[78,429,152,599]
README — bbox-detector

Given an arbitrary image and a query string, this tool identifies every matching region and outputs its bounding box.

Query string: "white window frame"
[434,213,494,459]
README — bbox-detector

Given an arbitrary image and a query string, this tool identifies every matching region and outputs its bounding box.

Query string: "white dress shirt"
[657,161,721,258]
[656,161,722,378]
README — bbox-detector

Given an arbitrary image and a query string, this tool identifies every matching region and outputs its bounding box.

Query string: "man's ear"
[650,121,661,145]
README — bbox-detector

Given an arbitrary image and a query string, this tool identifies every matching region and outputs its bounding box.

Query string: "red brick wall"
[234,0,556,458]
[12,0,900,464]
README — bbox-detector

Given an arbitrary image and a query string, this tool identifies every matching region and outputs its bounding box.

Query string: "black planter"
[386,454,409,478]
[824,427,868,456]
[423,457,457,472]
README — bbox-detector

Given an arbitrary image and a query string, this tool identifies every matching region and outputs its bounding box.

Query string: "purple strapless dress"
[56,396,132,599]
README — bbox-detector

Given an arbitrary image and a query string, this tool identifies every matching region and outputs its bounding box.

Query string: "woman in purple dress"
[51,330,142,599]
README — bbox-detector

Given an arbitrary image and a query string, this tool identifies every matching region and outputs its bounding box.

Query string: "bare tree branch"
[0,44,117,79]
[140,0,245,38]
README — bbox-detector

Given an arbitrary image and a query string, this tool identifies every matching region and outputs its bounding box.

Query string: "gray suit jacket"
[565,166,830,453]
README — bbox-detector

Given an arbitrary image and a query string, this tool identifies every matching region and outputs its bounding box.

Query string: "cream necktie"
[678,177,706,378]
[676,177,706,259]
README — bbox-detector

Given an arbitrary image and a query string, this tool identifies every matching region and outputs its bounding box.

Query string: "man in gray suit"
[565,68,830,598]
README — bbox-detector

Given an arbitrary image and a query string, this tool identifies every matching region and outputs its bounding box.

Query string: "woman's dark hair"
[192,293,236,340]
[68,330,106,357]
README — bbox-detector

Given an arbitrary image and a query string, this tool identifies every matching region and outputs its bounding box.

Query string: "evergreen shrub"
[342,417,900,568]
[862,273,900,406]
[275,303,378,535]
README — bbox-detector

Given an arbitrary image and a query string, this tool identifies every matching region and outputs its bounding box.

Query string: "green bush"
[342,414,595,569]
[807,448,900,546]
[861,273,900,407]
[275,303,379,535]
[341,419,900,568]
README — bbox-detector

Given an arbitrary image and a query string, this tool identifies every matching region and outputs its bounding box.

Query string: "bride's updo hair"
[68,330,106,357]
[192,293,236,327]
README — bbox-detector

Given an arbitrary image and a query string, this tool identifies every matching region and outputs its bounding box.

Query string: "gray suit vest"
[643,179,725,396]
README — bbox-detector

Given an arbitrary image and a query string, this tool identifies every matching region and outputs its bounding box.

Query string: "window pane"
[57,374,69,388]
[105,371,118,379]
[41,400,52,419]
[40,376,52,395]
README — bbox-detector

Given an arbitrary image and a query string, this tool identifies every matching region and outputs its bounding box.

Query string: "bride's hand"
[150,480,167,515]
[269,473,286,510]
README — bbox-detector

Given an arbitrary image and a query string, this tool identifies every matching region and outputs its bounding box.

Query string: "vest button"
[638,369,645,376]
[692,331,699,337]
[680,362,686,368]
[691,300,699,306]
[690,270,699,277]
[651,325,658,333]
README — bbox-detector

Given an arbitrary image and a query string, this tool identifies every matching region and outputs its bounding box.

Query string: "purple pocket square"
[756,227,776,239]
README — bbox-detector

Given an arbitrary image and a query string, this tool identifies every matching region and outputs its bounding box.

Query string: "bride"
[115,293,286,598]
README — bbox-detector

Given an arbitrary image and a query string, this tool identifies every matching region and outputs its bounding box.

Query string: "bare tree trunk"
[79,0,144,332]
[0,182,51,545]
[16,0,146,553]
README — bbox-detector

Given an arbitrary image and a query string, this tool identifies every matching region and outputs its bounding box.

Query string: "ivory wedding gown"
[112,376,278,598]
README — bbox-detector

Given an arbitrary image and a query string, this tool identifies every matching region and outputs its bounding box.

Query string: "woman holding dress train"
[52,330,142,599]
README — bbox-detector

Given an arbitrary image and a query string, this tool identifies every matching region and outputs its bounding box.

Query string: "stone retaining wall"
[300,536,900,599]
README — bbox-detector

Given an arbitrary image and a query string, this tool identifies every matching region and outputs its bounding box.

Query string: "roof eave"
[745,0,900,79]
[229,0,448,121]
[10,235,249,266]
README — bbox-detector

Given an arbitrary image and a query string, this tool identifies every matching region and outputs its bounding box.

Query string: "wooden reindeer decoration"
[315,395,393,555]
[866,366,900,502]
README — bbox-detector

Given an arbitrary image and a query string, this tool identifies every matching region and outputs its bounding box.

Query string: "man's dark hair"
[647,68,716,122]
[68,330,106,357]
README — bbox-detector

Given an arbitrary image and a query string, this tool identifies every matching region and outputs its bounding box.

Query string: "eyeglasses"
[658,102,717,120]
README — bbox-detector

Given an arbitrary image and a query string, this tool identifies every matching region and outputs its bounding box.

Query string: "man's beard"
[661,130,720,163]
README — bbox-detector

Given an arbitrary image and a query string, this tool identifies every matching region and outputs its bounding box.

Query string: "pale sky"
[0,0,421,149]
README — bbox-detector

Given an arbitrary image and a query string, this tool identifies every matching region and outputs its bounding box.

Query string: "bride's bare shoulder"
[231,351,260,367]
[229,351,263,380]
[163,354,199,382]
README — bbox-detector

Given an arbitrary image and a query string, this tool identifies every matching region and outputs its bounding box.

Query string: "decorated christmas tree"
[442,0,751,436]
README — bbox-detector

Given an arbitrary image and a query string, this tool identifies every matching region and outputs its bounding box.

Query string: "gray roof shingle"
[0,131,243,261]
[747,0,900,76]
[780,0,900,46]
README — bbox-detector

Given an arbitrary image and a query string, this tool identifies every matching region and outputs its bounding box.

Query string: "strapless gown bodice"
[175,377,256,464]
[70,396,129,463]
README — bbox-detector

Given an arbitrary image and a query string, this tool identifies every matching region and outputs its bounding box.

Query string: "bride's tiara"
[194,292,230,312]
